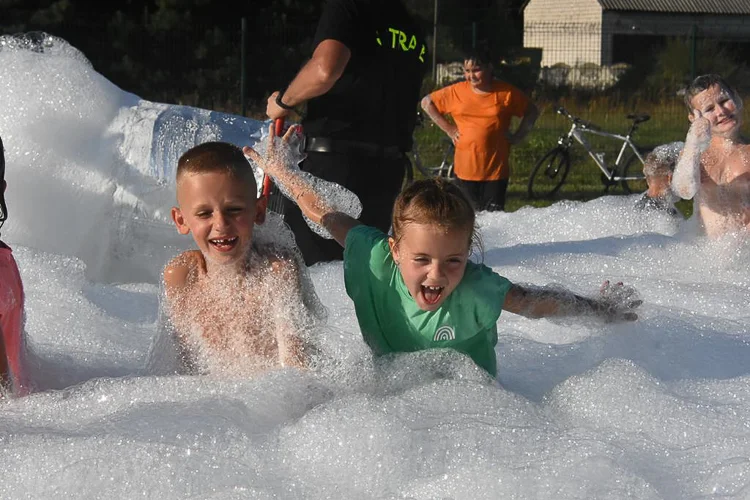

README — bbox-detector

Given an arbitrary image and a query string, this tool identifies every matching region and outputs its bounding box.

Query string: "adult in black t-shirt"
[266,0,427,265]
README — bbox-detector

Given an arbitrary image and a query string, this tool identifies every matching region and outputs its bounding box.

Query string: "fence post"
[689,24,697,83]
[432,0,438,82]
[241,17,247,117]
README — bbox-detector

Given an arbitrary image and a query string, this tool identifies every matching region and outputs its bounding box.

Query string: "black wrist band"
[275,89,295,111]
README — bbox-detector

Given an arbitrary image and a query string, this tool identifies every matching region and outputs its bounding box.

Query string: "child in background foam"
[153,141,322,376]
[672,74,750,237]
[245,126,641,378]
[0,135,32,396]
[634,142,684,217]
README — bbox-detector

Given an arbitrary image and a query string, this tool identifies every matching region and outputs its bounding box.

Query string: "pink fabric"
[0,243,30,396]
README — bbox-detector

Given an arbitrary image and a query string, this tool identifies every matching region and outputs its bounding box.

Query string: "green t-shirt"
[343,225,513,376]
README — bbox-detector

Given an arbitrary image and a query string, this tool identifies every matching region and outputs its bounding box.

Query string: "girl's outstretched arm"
[502,281,641,322]
[243,124,361,248]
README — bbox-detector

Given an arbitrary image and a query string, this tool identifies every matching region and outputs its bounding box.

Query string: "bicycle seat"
[626,113,650,124]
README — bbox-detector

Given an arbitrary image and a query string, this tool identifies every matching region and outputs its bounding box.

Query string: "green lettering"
[388,27,399,48]
[375,30,382,46]
[419,44,426,63]
[408,35,417,51]
[398,30,408,51]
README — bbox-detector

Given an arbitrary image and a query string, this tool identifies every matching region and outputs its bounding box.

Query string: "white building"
[523,0,750,67]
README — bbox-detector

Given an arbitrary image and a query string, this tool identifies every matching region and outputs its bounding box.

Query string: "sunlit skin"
[171,172,266,271]
[388,223,471,312]
[463,60,492,93]
[679,84,750,236]
[646,173,672,198]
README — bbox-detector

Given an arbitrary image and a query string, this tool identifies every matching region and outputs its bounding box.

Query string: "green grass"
[410,98,728,219]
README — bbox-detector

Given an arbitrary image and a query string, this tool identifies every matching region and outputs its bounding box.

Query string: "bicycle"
[406,111,455,185]
[527,106,651,199]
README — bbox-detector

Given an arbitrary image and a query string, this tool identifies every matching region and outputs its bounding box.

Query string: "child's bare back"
[164,246,310,376]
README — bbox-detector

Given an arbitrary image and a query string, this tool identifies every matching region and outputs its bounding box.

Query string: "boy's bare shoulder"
[164,250,206,292]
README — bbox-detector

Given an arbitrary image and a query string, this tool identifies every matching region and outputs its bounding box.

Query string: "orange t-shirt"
[430,80,529,181]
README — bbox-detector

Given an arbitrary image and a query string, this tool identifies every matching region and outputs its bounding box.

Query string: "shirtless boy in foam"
[672,74,750,237]
[161,141,316,376]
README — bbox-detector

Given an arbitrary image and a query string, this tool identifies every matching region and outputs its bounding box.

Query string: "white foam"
[2,35,750,499]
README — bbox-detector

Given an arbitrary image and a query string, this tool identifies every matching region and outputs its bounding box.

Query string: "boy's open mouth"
[209,237,238,252]
[421,285,444,305]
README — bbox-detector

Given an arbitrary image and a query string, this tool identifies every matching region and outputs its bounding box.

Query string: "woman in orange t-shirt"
[421,52,538,211]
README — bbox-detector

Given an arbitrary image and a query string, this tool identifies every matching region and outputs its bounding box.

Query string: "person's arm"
[266,39,351,120]
[502,281,641,322]
[268,254,314,369]
[160,253,203,375]
[421,95,460,145]
[0,322,9,394]
[243,125,360,248]
[672,110,710,200]
[508,101,539,145]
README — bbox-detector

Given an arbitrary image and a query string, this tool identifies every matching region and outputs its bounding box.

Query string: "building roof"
[521,0,750,15]
[598,0,750,14]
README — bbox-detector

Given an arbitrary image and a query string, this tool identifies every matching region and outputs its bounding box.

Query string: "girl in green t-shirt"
[244,125,641,376]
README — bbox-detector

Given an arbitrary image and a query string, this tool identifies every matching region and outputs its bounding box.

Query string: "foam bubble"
[2,34,750,499]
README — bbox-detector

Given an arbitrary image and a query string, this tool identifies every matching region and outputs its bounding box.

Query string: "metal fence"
[5,8,750,187]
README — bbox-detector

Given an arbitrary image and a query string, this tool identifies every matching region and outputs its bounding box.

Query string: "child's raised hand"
[687,109,711,153]
[243,123,302,178]
[596,280,642,322]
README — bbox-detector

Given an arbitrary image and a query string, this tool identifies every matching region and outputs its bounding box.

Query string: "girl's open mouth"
[421,285,444,305]
[209,237,238,252]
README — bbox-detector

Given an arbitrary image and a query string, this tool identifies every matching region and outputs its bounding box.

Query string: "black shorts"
[454,178,509,212]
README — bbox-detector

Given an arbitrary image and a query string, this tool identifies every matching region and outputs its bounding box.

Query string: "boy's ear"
[688,112,695,123]
[254,195,268,225]
[171,206,190,235]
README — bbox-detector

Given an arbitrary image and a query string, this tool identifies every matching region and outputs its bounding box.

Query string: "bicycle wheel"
[619,152,648,194]
[528,147,571,199]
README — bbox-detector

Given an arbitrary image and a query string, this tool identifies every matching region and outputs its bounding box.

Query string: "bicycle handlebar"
[557,106,598,131]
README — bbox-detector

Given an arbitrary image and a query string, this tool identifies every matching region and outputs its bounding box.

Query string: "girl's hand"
[597,280,642,322]
[243,123,301,178]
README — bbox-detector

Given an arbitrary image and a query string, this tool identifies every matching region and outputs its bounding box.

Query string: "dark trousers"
[454,178,509,212]
[282,151,407,265]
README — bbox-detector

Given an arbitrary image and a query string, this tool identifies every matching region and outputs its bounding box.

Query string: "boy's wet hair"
[643,142,683,177]
[392,178,480,253]
[684,74,739,111]
[0,134,6,223]
[176,141,257,193]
